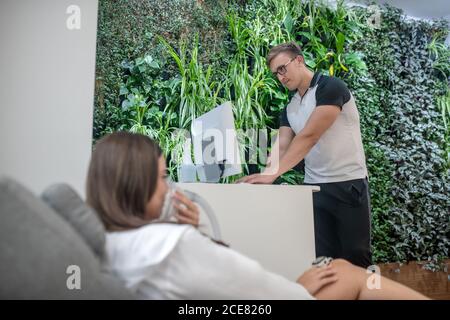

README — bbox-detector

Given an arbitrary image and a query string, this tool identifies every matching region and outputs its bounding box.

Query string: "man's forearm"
[264,133,316,177]
[266,147,287,168]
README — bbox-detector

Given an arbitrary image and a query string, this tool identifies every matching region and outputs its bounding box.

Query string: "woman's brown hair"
[86,131,162,231]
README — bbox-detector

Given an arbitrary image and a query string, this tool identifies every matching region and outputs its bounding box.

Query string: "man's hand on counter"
[236,173,278,184]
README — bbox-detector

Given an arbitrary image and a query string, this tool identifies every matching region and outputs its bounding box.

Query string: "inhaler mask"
[157,178,223,241]
[158,180,179,222]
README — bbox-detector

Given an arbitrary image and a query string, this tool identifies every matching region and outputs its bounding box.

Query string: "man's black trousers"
[305,178,373,268]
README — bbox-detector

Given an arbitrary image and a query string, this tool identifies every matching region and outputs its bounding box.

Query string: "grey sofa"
[0,176,136,299]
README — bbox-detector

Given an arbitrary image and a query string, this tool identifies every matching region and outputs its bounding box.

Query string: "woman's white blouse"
[104,223,314,300]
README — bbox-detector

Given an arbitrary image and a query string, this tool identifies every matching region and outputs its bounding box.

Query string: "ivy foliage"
[348,5,449,267]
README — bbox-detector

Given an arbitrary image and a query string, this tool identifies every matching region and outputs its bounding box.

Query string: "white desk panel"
[177,183,319,281]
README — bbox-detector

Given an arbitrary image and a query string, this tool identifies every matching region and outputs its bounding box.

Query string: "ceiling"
[348,0,450,20]
[345,0,450,43]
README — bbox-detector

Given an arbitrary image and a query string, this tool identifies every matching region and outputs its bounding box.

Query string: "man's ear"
[296,55,304,65]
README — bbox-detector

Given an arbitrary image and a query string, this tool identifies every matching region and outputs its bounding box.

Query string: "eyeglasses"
[272,56,297,77]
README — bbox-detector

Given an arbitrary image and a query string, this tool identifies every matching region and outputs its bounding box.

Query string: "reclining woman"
[87,131,427,300]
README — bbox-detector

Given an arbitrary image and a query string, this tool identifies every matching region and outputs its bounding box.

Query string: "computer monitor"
[191,102,242,182]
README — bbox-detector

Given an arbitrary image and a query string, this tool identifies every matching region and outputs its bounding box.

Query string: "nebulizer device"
[159,179,222,242]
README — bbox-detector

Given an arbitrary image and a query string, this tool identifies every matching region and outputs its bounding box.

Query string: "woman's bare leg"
[314,259,429,300]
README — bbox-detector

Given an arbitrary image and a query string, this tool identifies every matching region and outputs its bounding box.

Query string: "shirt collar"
[310,72,322,88]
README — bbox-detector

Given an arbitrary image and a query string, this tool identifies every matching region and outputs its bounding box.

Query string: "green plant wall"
[347,6,449,266]
[94,0,449,267]
[94,0,230,141]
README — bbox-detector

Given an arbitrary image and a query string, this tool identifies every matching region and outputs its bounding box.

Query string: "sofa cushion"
[0,176,136,299]
[41,183,105,258]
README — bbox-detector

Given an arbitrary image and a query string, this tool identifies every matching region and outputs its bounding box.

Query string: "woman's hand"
[296,264,338,296]
[172,191,200,227]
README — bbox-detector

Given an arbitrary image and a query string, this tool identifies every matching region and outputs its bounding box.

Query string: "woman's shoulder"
[104,223,194,269]
[106,222,192,242]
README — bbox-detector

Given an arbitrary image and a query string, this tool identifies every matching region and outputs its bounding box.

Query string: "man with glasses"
[238,42,372,268]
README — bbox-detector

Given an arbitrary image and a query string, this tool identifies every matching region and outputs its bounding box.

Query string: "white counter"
[177,183,319,281]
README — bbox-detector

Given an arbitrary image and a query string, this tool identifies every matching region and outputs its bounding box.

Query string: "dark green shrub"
[348,5,449,267]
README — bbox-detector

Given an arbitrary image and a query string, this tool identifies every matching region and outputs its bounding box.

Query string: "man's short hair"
[266,41,303,67]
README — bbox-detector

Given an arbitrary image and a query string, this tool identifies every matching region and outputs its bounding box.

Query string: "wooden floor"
[378,260,450,300]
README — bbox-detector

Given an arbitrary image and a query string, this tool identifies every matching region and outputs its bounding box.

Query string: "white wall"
[0,0,98,198]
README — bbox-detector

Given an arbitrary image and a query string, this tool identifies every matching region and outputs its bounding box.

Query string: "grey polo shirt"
[279,73,368,183]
